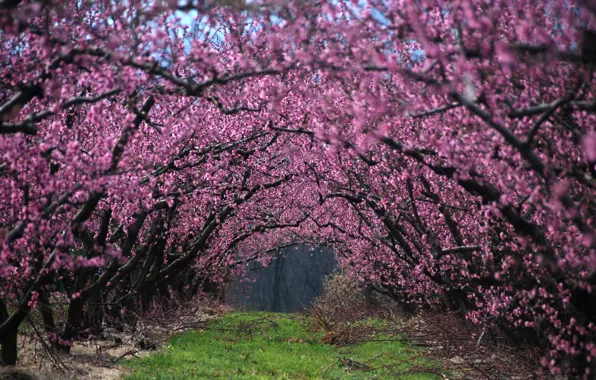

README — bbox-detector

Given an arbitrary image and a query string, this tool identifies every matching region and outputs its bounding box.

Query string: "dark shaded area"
[0,369,37,380]
[226,246,336,312]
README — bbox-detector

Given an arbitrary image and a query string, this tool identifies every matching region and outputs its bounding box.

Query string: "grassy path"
[123,312,444,379]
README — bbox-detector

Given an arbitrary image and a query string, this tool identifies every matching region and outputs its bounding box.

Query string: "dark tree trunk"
[37,291,56,336]
[271,254,286,312]
[57,265,93,353]
[57,297,84,353]
[87,294,104,336]
[0,302,17,366]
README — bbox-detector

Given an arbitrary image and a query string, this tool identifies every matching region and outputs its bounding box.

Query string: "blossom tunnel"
[0,0,595,377]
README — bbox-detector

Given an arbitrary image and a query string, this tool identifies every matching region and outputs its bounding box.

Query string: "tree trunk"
[87,295,104,336]
[57,297,84,353]
[37,291,56,337]
[271,254,285,312]
[0,301,17,366]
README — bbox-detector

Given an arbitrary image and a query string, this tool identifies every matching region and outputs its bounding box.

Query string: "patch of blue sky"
[411,49,425,62]
[162,0,432,69]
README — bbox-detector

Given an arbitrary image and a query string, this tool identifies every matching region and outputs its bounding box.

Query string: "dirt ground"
[399,311,561,380]
[5,332,148,379]
[0,303,222,380]
[1,306,557,380]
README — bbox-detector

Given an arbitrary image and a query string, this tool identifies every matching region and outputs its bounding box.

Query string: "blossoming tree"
[0,0,595,376]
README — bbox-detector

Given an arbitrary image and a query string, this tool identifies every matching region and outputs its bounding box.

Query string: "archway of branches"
[0,0,595,376]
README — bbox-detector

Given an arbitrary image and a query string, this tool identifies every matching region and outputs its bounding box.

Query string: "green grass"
[122,312,444,380]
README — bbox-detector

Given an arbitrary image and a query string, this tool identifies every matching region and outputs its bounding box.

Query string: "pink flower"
[495,42,516,66]
[582,133,596,162]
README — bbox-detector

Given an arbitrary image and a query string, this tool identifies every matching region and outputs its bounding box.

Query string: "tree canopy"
[0,0,595,376]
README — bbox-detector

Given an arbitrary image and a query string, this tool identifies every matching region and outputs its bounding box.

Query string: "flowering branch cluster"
[0,0,594,376]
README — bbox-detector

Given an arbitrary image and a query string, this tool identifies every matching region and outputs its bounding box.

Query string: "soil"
[399,311,561,380]
[1,303,222,380]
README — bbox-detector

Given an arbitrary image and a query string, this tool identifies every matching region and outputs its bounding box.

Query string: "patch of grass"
[122,312,444,379]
